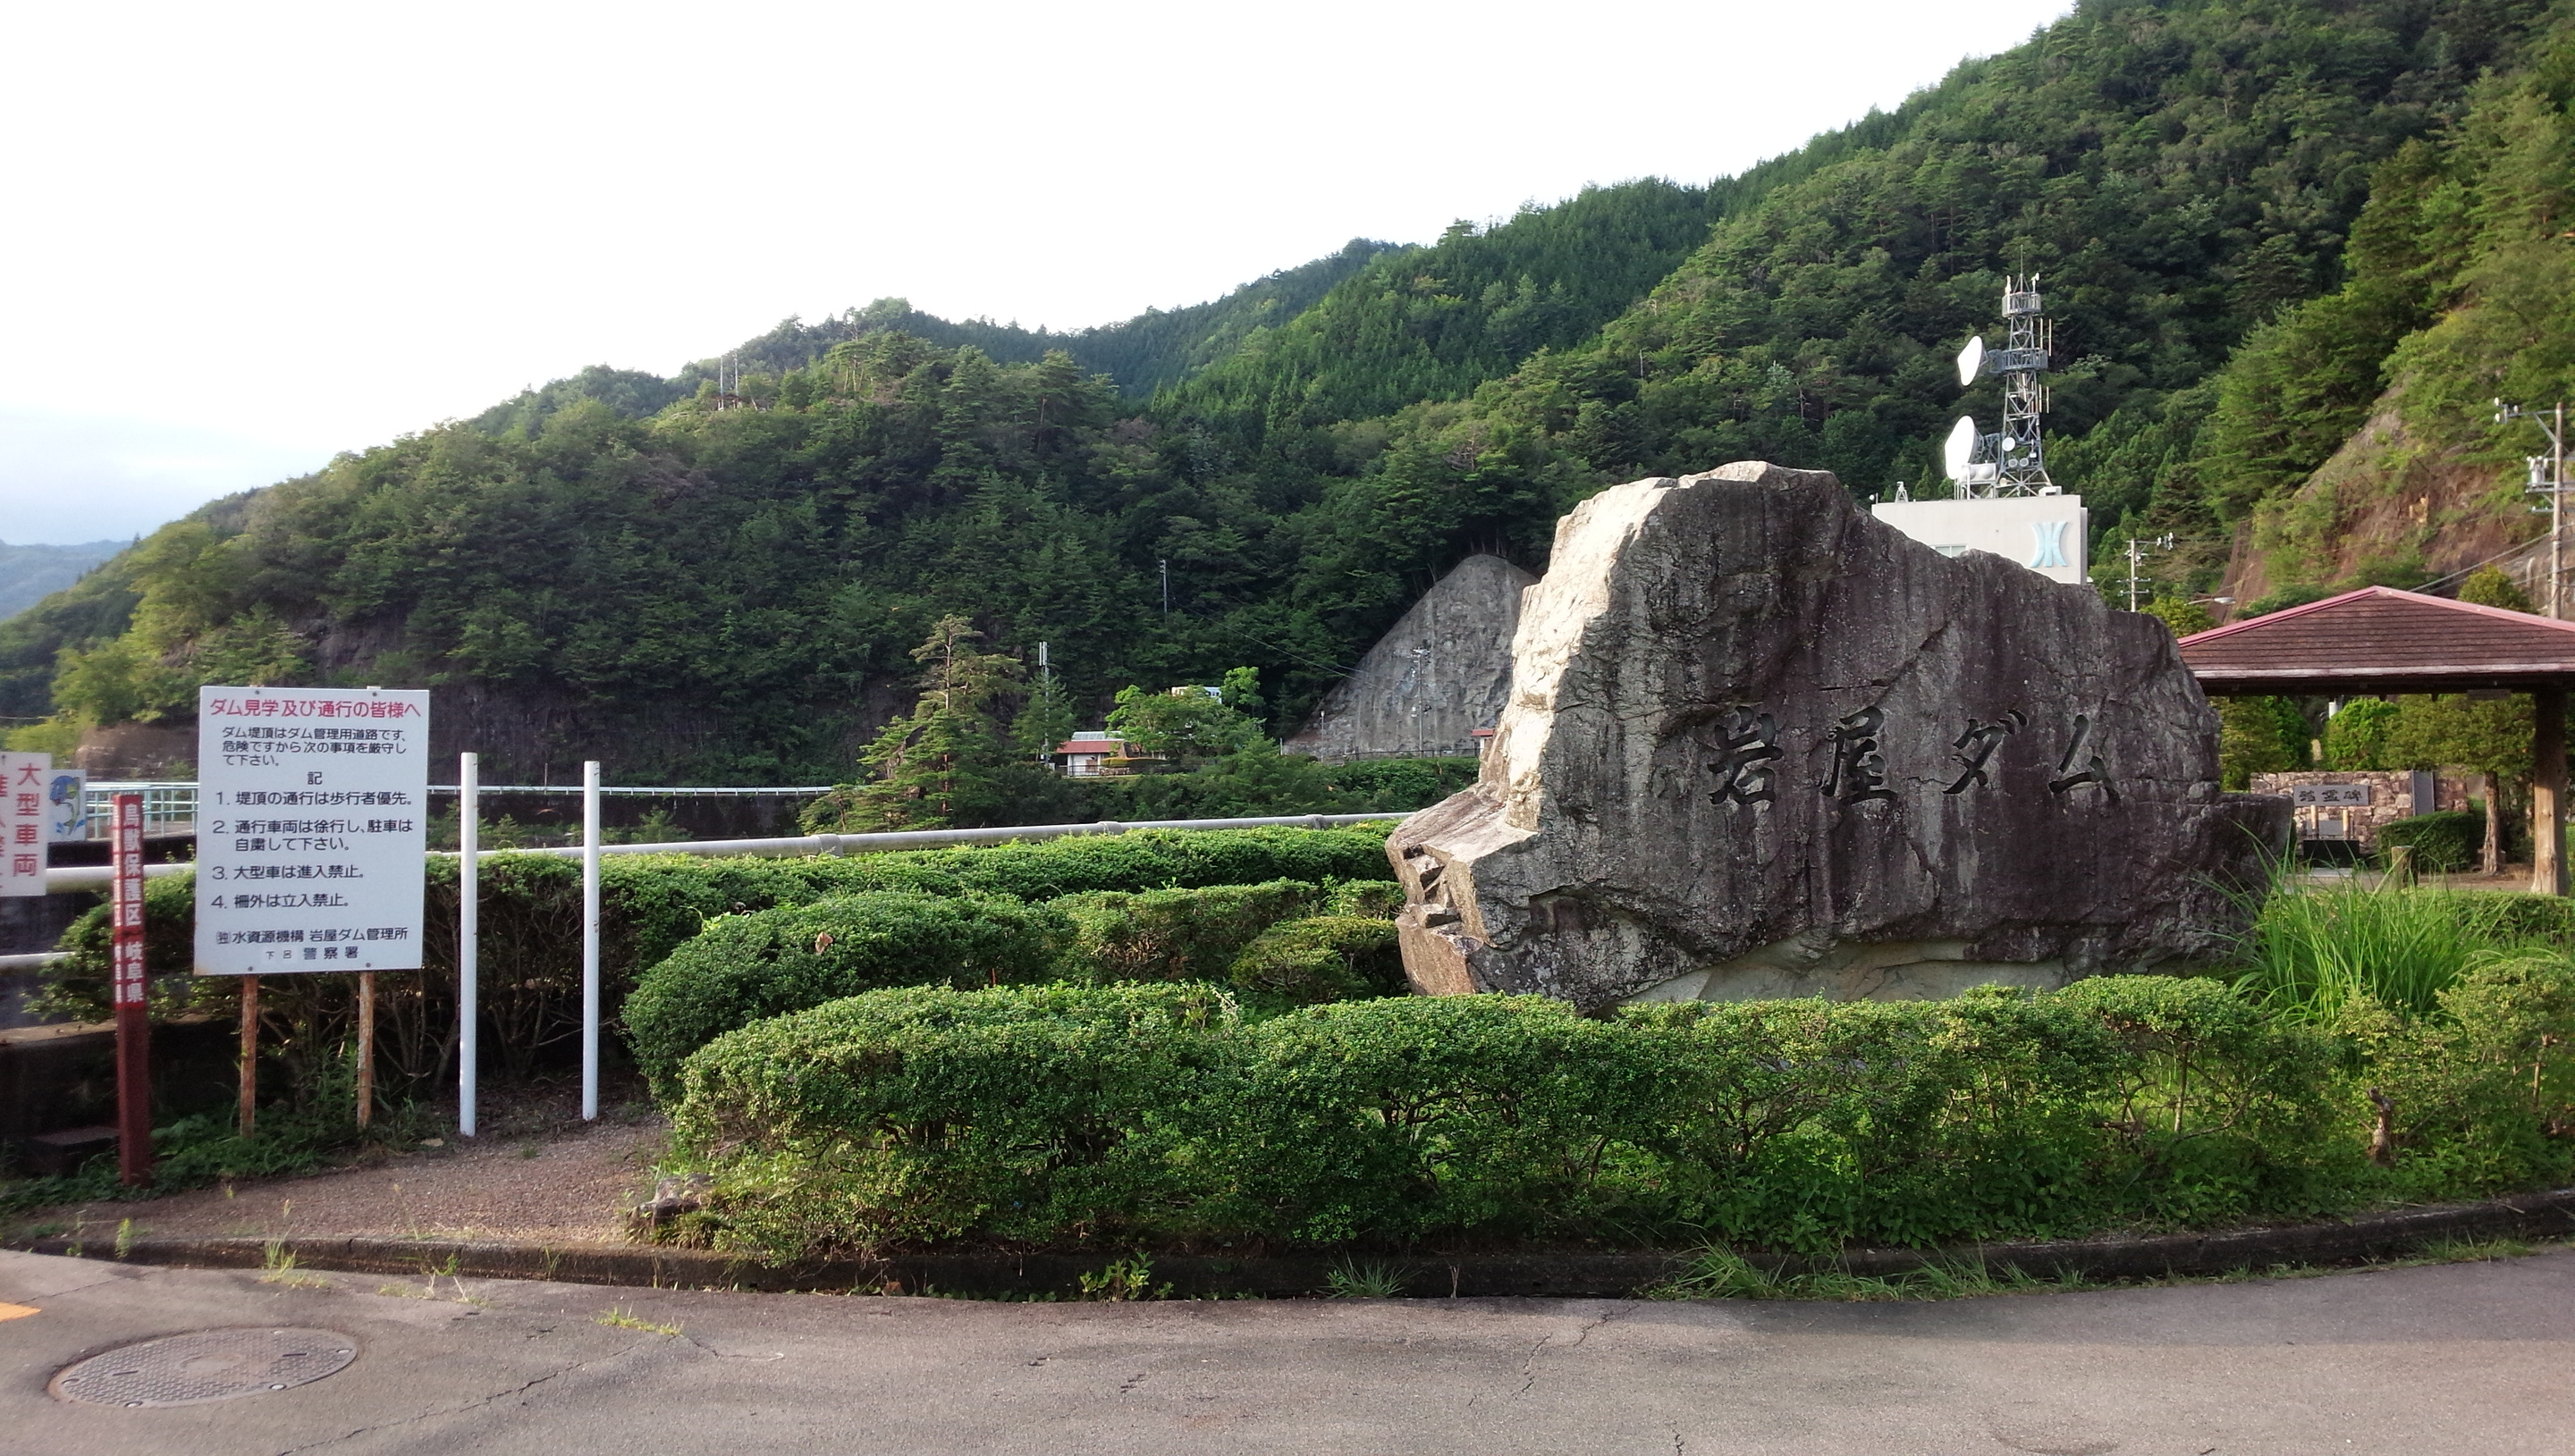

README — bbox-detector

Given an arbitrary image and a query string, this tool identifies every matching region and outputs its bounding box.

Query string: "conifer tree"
[820,617,1024,831]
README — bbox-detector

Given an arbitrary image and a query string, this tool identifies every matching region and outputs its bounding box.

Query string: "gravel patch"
[18,1082,669,1247]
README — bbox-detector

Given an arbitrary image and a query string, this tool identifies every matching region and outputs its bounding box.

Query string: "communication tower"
[1875,272,2087,585]
[1944,275,2058,499]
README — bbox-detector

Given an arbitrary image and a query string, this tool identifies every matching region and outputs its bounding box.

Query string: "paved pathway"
[4,1247,2569,1454]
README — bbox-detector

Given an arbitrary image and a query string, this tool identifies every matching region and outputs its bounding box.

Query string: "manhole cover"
[50,1327,357,1408]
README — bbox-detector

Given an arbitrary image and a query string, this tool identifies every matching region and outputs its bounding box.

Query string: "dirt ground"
[11,1080,670,1247]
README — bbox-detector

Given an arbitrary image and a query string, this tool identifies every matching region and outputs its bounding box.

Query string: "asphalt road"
[4,1247,2570,1455]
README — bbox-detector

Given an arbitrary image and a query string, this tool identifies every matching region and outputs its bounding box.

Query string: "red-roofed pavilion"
[2177,585,2575,894]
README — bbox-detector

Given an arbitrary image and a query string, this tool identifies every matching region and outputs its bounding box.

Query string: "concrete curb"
[14,1187,2573,1298]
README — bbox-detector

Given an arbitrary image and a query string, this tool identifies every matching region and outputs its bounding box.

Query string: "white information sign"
[43,768,88,843]
[2290,783,2373,807]
[194,686,429,975]
[0,751,52,897]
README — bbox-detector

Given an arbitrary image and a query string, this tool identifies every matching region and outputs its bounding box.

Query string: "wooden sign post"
[111,792,153,1187]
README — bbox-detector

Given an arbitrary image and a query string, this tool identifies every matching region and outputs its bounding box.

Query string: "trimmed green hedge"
[669,966,2575,1258]
[2378,810,2482,873]
[39,825,1398,1085]
[624,892,1075,1097]
[1054,879,1323,985]
[1226,916,1403,1004]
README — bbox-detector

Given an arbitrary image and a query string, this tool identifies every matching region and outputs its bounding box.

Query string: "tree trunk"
[2486,773,2504,876]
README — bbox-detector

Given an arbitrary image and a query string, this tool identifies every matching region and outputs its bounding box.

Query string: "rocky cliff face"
[1389,462,2286,1012]
[1284,554,1536,761]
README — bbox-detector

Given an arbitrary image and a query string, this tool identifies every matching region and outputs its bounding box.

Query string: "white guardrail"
[38,812,1405,894]
[71,781,853,841]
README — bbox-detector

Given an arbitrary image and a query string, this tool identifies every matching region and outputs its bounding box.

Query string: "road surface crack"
[274,1337,672,1452]
[1516,1309,1619,1393]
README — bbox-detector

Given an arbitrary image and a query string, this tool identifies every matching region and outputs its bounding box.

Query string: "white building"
[1870,494,2090,585]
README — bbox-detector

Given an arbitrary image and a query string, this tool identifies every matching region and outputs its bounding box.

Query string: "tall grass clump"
[2235,884,2543,1023]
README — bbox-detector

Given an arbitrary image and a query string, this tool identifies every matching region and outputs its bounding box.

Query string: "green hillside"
[4,0,2561,786]
[2189,4,2575,602]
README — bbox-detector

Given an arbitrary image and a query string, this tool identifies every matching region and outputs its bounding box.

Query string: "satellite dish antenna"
[1954,335,1986,386]
[1943,417,1978,480]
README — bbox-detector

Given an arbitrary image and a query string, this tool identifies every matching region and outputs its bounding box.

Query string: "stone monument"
[1388,462,2286,1011]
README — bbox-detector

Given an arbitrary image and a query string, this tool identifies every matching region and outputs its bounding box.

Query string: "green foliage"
[664,982,1242,1253]
[40,827,1398,1076]
[666,978,2384,1257]
[2323,698,2401,769]
[2385,693,2533,781]
[2217,695,2311,789]
[2139,597,2215,637]
[2242,584,2334,618]
[1091,749,1472,820]
[1104,678,1267,762]
[1052,879,1322,985]
[674,241,1397,402]
[1225,915,1405,1005]
[2378,809,2486,872]
[2338,949,2575,1196]
[2461,565,2537,611]
[2233,884,2557,1022]
[803,616,1073,831]
[623,891,1072,1097]
[3,1080,429,1215]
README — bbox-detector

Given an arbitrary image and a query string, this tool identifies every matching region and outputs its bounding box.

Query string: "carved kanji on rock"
[1705,709,1783,807]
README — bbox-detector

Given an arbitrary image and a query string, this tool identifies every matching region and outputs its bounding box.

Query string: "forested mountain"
[2190,6,2575,605]
[5,0,2564,787]
[0,541,122,620]
[463,240,1399,441]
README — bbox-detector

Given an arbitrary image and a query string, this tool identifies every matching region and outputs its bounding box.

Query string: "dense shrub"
[2337,950,2575,1198]
[1225,916,1404,1004]
[1321,879,1406,918]
[666,975,2457,1258]
[1052,879,1322,984]
[625,892,1073,1096]
[2377,811,2482,873]
[667,982,1239,1250]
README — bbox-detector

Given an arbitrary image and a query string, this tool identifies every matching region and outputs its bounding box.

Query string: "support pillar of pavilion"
[2177,586,2575,896]
[2537,687,2568,896]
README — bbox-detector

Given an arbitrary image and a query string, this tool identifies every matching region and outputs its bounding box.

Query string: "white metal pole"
[458,752,479,1138]
[2554,420,2565,620]
[581,759,602,1121]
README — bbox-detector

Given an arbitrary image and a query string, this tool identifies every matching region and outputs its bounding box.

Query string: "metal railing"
[79,781,198,839]
[63,781,849,840]
[39,811,1404,893]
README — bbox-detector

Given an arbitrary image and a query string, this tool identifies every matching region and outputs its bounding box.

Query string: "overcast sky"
[1,0,2074,545]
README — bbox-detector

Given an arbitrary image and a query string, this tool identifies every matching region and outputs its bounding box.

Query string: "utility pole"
[2123,533,2174,612]
[1159,559,1169,616]
[2498,399,2569,617]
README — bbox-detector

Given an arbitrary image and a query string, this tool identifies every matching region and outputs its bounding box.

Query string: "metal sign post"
[111,793,153,1186]
[581,760,602,1122]
[458,752,479,1138]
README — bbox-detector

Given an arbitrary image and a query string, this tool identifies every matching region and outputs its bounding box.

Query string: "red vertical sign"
[111,792,152,1187]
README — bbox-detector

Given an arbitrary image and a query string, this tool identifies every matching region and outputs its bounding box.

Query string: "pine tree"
[818,616,1025,831]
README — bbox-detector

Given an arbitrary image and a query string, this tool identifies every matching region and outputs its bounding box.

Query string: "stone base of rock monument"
[1617,933,2072,1005]
[1387,461,2289,1013]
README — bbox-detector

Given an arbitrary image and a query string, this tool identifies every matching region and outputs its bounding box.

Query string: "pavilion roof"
[2177,585,2575,695]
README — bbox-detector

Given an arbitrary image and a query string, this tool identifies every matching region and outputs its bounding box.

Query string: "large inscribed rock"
[1389,463,2285,1011]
